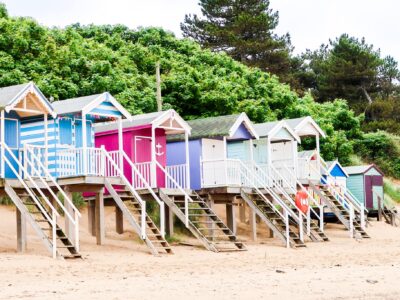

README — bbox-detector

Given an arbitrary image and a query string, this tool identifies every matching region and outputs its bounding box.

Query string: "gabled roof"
[53,92,131,120]
[285,116,326,138]
[254,120,301,143]
[95,109,191,135]
[168,113,257,141]
[0,82,56,117]
[298,150,317,160]
[344,164,384,176]
[325,160,349,177]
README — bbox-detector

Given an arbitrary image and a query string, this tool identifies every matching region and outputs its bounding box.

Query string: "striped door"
[4,119,19,178]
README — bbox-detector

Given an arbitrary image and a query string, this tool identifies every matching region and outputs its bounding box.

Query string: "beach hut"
[94,109,191,189]
[285,116,326,182]
[167,113,258,190]
[322,160,348,193]
[344,165,384,211]
[0,82,81,258]
[252,120,301,190]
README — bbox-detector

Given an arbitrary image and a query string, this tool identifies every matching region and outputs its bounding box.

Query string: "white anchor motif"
[155,143,164,156]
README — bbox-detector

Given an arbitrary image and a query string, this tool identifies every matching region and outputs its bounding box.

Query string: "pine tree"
[181,0,292,79]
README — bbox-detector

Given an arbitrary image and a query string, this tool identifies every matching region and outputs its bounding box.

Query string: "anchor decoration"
[155,143,164,156]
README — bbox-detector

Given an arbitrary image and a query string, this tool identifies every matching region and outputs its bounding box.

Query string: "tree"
[181,0,293,80]
[302,34,400,114]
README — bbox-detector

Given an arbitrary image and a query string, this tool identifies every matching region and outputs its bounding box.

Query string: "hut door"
[366,175,383,210]
[75,120,93,148]
[202,139,226,186]
[133,136,153,188]
[4,119,19,178]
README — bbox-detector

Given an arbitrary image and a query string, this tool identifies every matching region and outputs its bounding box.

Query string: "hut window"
[59,119,73,145]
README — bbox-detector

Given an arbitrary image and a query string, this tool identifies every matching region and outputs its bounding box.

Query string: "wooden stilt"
[207,196,215,239]
[249,208,257,241]
[239,200,246,223]
[88,200,96,237]
[16,208,27,252]
[95,191,105,245]
[115,206,124,234]
[268,227,274,238]
[64,189,74,243]
[226,203,236,234]
[165,204,174,236]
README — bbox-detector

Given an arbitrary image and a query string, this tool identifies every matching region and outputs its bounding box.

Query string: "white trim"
[152,109,191,135]
[82,92,132,120]
[294,116,326,138]
[268,121,301,144]
[229,112,259,139]
[326,160,349,178]
[5,82,57,118]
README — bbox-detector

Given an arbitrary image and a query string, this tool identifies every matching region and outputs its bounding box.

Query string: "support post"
[115,206,124,234]
[82,114,87,175]
[292,140,298,181]
[1,110,4,178]
[118,117,123,172]
[64,188,74,244]
[87,200,96,236]
[239,200,246,223]
[249,207,257,241]
[95,190,105,245]
[316,134,320,176]
[151,127,157,188]
[266,137,272,186]
[16,208,27,252]
[207,195,215,239]
[165,204,174,236]
[226,202,236,234]
[44,113,48,169]
[184,131,190,189]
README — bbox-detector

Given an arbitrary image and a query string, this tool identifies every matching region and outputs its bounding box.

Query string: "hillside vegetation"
[0,4,397,178]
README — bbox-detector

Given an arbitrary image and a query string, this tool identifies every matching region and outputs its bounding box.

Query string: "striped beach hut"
[21,92,131,177]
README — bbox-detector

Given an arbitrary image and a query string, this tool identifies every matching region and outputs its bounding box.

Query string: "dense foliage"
[0,4,398,177]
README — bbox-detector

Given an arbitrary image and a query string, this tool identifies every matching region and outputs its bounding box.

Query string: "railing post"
[160,202,165,238]
[75,210,80,252]
[285,210,290,248]
[360,203,365,230]
[100,146,106,176]
[349,205,354,238]
[52,211,57,259]
[307,208,311,236]
[185,195,189,227]
[299,211,304,242]
[141,201,146,239]
[319,205,324,231]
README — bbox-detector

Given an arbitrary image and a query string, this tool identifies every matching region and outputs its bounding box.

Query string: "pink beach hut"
[94,109,191,189]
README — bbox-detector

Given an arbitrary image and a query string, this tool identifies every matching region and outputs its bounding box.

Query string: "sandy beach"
[0,205,399,300]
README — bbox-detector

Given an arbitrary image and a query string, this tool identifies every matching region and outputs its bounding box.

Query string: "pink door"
[133,136,152,188]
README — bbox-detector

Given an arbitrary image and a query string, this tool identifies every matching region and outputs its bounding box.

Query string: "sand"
[0,205,399,300]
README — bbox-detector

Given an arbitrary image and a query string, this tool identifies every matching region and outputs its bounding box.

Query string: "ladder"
[159,190,246,252]
[103,149,172,255]
[238,160,306,248]
[308,181,369,239]
[3,143,81,259]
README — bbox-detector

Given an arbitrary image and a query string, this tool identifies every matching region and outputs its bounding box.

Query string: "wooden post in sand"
[207,195,215,239]
[95,190,105,245]
[64,188,74,244]
[88,200,96,236]
[165,204,174,236]
[249,208,257,241]
[115,206,124,234]
[16,208,27,252]
[226,201,237,235]
[239,200,246,223]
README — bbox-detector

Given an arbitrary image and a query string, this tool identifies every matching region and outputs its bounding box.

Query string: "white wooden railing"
[57,147,104,177]
[133,161,153,189]
[166,164,188,189]
[201,159,241,187]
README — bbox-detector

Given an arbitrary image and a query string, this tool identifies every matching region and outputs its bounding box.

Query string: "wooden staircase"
[382,204,400,226]
[105,180,173,255]
[241,189,306,248]
[159,190,246,252]
[5,182,81,259]
[309,181,370,239]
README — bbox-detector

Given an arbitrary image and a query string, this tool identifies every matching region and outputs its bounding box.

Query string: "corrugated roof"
[168,114,240,141]
[298,150,316,159]
[52,94,101,115]
[0,83,31,108]
[253,121,281,137]
[94,111,164,133]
